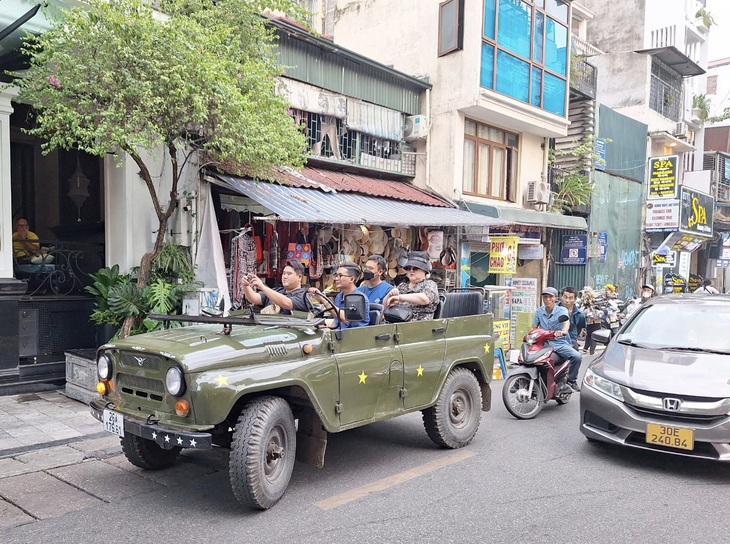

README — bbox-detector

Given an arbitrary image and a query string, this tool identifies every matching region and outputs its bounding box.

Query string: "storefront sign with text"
[648,155,678,199]
[679,186,714,238]
[488,236,519,274]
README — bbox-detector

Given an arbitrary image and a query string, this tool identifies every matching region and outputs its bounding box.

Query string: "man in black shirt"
[242,260,309,314]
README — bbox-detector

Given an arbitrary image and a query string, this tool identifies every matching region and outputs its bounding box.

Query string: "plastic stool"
[494,347,508,378]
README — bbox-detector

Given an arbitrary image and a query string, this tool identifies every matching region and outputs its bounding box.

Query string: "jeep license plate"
[103,409,124,437]
[646,423,693,451]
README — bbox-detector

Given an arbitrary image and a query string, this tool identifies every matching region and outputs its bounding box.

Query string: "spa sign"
[679,186,714,238]
[648,155,678,199]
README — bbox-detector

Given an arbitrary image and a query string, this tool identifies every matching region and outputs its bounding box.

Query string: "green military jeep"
[90,291,495,510]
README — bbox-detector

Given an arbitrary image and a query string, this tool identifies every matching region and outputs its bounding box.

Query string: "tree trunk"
[119,144,180,338]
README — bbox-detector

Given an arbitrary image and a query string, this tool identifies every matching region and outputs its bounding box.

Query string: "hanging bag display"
[286,229,312,266]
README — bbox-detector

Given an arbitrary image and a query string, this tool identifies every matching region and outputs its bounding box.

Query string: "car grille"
[118,352,164,371]
[625,432,719,459]
[629,405,727,426]
[117,373,165,402]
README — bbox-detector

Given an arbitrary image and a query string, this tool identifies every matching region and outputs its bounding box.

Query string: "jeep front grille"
[117,373,165,401]
[118,352,163,371]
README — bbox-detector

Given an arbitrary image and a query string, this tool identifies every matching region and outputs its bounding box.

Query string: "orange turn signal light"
[96,381,109,395]
[302,343,313,355]
[175,399,190,417]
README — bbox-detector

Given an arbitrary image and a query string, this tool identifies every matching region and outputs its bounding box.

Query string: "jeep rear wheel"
[229,396,296,510]
[422,367,482,449]
[121,434,181,470]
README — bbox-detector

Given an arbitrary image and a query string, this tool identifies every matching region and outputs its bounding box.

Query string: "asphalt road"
[4,370,730,544]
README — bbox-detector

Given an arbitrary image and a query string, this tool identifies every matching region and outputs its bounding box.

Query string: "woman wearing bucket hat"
[383,251,439,321]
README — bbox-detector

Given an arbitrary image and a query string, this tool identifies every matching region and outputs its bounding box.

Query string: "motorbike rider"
[532,287,583,391]
[559,286,586,387]
[640,284,656,302]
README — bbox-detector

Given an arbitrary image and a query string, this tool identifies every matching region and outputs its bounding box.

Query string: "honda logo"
[663,397,682,411]
[133,356,146,366]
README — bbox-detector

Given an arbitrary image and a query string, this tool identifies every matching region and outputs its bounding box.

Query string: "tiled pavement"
[0,389,225,530]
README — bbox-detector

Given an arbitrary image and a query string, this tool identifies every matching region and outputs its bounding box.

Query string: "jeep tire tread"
[229,396,297,510]
[422,367,482,449]
[120,434,181,470]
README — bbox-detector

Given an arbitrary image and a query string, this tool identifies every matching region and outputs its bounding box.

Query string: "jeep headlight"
[584,368,624,402]
[165,366,185,396]
[97,353,113,380]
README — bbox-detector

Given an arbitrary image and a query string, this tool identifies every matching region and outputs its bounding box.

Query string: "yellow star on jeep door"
[358,371,367,384]
[416,365,424,377]
[484,342,490,353]
[214,374,228,387]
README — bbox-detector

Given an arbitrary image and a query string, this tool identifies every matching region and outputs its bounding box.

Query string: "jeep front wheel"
[121,434,181,470]
[422,367,482,449]
[229,396,297,510]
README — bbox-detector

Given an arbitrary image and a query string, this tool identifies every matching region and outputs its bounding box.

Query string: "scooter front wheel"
[502,374,545,419]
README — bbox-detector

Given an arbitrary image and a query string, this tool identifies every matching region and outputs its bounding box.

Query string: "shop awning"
[462,202,587,230]
[214,174,508,227]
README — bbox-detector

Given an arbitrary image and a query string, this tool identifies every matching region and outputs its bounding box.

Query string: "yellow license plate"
[646,423,694,451]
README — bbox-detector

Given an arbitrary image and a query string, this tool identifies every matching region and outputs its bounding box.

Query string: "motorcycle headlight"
[165,366,186,396]
[584,368,624,401]
[97,353,113,380]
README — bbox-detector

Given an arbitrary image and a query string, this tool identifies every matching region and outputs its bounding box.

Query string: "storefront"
[198,169,507,310]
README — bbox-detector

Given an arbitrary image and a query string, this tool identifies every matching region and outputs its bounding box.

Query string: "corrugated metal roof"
[279,167,450,207]
[216,174,507,227]
[462,202,588,230]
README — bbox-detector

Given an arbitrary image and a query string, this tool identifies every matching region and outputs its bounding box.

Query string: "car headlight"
[584,368,624,401]
[165,366,185,396]
[97,353,113,380]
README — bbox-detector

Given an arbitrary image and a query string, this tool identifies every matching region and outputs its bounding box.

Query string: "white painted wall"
[104,145,199,273]
[0,89,16,280]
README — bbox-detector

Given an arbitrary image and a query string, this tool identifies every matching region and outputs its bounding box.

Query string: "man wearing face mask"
[640,284,656,301]
[358,255,394,304]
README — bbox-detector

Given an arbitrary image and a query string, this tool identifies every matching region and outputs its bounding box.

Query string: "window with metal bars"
[649,59,683,121]
[291,109,413,175]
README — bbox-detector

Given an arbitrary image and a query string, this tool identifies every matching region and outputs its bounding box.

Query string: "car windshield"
[617,303,730,352]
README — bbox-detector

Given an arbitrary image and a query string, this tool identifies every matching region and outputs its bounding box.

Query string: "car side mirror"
[592,329,611,344]
[344,292,367,322]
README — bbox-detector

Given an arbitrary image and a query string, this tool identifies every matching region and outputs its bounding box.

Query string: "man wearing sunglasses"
[310,262,370,329]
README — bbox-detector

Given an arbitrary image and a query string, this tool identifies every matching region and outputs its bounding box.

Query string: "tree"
[10,0,307,336]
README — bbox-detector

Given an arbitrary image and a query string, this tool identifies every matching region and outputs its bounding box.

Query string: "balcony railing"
[572,34,604,57]
[570,57,597,100]
[14,241,104,296]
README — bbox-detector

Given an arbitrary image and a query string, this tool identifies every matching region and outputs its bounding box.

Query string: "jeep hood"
[106,323,321,373]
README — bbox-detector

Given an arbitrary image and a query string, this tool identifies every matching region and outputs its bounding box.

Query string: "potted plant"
[86,243,200,341]
[692,93,711,124]
[84,264,130,344]
[696,8,715,29]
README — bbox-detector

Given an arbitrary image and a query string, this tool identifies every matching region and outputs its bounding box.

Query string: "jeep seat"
[369,303,384,326]
[440,292,482,318]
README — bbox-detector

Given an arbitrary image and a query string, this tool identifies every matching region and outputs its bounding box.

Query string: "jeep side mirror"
[343,292,367,322]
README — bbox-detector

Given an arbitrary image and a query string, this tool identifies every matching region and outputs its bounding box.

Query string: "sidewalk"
[0,389,224,531]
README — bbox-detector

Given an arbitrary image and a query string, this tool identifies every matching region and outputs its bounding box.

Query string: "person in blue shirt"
[310,262,369,329]
[559,286,586,386]
[532,286,582,391]
[358,255,394,304]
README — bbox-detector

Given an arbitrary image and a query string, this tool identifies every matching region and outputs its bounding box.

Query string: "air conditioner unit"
[526,180,550,204]
[674,122,689,139]
[404,115,429,141]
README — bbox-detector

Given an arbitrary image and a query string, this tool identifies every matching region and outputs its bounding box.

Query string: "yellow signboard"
[488,236,519,275]
[493,320,511,351]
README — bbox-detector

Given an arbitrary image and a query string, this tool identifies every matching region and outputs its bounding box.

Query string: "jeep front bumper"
[90,399,212,449]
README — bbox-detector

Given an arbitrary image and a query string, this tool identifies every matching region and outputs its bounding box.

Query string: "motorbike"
[502,321,573,420]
